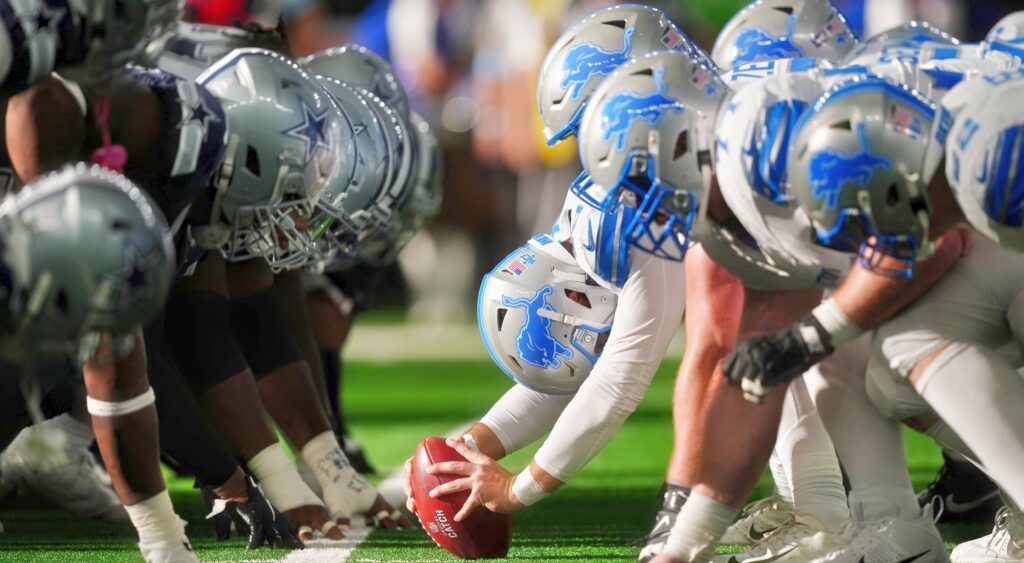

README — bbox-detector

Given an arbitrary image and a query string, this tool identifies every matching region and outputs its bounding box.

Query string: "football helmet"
[59,0,182,84]
[944,70,1024,251]
[140,21,289,80]
[0,164,174,364]
[843,21,958,65]
[301,44,410,119]
[576,51,729,261]
[711,0,857,71]
[984,11,1024,63]
[788,75,944,278]
[359,111,443,265]
[537,4,713,145]
[195,48,345,270]
[478,235,616,395]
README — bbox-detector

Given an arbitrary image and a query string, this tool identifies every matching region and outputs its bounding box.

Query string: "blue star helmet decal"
[502,285,573,370]
[600,66,686,151]
[283,99,331,163]
[808,122,893,209]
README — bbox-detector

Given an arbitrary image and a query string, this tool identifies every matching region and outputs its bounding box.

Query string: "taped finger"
[297,525,313,541]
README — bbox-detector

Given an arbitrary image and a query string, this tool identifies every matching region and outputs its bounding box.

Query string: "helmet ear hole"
[245,145,261,177]
[673,131,689,160]
[564,289,592,308]
[55,289,69,316]
[603,19,627,29]
[496,307,508,331]
[773,6,795,15]
[831,120,852,131]
[886,183,900,206]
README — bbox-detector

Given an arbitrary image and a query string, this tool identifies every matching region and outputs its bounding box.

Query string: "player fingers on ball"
[426,461,475,476]
[284,505,344,542]
[403,456,417,513]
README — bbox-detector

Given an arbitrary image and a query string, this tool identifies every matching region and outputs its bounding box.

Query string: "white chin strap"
[535,307,610,331]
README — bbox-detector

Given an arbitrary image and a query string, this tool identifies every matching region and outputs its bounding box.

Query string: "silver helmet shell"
[843,21,958,65]
[944,69,1024,251]
[711,0,857,71]
[576,51,729,261]
[301,44,410,119]
[59,0,182,84]
[984,11,1024,63]
[0,163,174,363]
[788,74,944,278]
[478,235,616,395]
[196,48,345,271]
[537,3,714,145]
[140,21,289,80]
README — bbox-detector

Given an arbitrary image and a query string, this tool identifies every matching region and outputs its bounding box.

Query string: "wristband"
[511,469,549,507]
[811,298,863,348]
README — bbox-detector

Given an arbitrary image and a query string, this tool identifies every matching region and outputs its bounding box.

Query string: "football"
[410,437,513,559]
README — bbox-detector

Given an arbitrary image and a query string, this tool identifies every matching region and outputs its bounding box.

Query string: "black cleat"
[917,452,1002,524]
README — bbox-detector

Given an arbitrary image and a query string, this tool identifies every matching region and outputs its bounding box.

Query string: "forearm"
[831,227,966,330]
[478,384,573,458]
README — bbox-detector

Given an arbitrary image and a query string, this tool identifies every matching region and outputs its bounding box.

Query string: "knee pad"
[165,291,248,391]
[230,289,302,379]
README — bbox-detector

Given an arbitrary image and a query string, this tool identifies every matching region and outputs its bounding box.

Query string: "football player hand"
[723,315,834,403]
[403,456,416,513]
[365,494,414,530]
[283,505,344,542]
[426,438,524,521]
[203,477,305,550]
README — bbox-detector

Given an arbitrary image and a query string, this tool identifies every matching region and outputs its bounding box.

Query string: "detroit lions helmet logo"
[808,123,893,209]
[600,67,685,151]
[561,27,635,101]
[731,14,805,67]
[502,286,573,370]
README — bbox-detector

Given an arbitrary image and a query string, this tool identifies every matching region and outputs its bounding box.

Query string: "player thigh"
[875,236,1024,377]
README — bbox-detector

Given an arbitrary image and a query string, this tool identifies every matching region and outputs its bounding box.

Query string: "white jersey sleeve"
[479,384,574,455]
[531,246,685,481]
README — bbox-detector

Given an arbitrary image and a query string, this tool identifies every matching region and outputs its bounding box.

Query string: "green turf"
[0,358,989,561]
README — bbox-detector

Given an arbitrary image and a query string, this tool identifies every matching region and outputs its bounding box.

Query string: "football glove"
[204,476,304,550]
[724,314,834,403]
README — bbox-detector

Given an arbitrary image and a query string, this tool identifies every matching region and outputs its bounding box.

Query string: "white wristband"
[511,469,549,507]
[86,388,155,417]
[811,297,863,348]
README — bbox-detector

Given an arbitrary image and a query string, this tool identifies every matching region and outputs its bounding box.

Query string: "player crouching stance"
[0,165,194,562]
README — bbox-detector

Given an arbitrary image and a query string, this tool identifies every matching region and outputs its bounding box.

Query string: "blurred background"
[187,0,1024,328]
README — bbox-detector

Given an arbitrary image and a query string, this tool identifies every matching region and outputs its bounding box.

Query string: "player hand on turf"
[426,438,524,521]
[363,494,414,530]
[724,315,834,403]
[648,555,684,563]
[229,476,304,550]
[284,504,345,543]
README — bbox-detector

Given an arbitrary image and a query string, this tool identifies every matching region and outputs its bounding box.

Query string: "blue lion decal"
[731,14,805,67]
[561,27,635,101]
[502,285,573,370]
[600,67,686,151]
[808,123,893,209]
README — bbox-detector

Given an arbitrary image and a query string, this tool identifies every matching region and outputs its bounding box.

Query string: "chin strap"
[90,90,128,174]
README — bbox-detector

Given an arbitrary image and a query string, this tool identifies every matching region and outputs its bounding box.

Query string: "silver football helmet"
[195,48,345,270]
[301,44,410,119]
[576,50,729,261]
[945,69,1024,251]
[788,75,944,278]
[355,111,443,265]
[478,235,616,395]
[711,0,858,71]
[140,21,289,80]
[0,164,174,364]
[59,0,182,84]
[537,4,714,145]
[843,21,958,65]
[984,11,1024,63]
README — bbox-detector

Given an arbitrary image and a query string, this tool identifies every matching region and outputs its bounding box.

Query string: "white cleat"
[951,506,1024,563]
[140,537,200,563]
[714,519,845,562]
[808,506,948,563]
[3,423,127,520]
[721,496,794,545]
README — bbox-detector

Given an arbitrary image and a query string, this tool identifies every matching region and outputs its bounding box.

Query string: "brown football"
[410,437,513,559]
